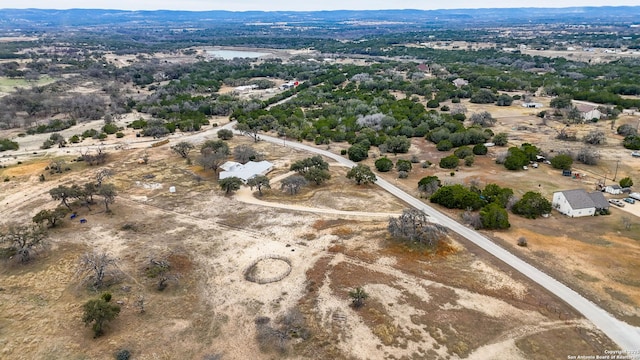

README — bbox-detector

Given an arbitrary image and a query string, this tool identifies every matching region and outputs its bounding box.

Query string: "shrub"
[617,124,637,137]
[472,143,487,155]
[217,129,234,140]
[439,155,459,169]
[454,146,473,159]
[480,203,510,229]
[116,349,131,360]
[464,155,475,166]
[440,105,450,111]
[496,94,514,106]
[102,123,119,135]
[340,149,347,155]
[0,138,19,152]
[396,159,412,172]
[115,132,124,138]
[426,99,440,108]
[436,139,453,151]
[493,133,508,146]
[398,171,409,179]
[517,237,528,247]
[374,157,393,172]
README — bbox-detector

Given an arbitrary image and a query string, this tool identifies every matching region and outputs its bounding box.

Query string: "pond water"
[207,49,269,60]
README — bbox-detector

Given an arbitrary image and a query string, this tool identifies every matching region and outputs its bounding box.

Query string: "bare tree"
[0,223,47,263]
[469,111,496,127]
[461,210,482,229]
[234,144,261,163]
[622,217,632,231]
[388,209,448,247]
[280,175,308,195]
[98,183,117,212]
[583,130,606,145]
[77,251,119,289]
[576,146,600,165]
[95,168,114,187]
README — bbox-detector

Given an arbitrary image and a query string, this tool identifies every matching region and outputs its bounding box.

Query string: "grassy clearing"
[0,75,56,92]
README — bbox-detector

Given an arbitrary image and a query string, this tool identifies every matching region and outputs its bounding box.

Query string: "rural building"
[552,189,610,217]
[522,102,543,108]
[219,160,273,182]
[573,103,602,121]
[604,184,623,195]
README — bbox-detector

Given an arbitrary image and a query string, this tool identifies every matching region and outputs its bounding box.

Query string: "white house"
[604,184,623,195]
[219,160,273,182]
[522,102,543,108]
[552,189,609,217]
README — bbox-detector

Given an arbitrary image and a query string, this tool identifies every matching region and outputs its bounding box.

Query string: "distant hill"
[0,7,639,30]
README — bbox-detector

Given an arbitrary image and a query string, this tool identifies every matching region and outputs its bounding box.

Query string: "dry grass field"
[0,128,624,359]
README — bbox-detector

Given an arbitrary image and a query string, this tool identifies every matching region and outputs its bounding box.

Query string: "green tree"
[290,155,329,174]
[480,203,510,229]
[201,140,230,156]
[619,177,633,188]
[503,147,529,170]
[219,177,243,195]
[470,89,497,104]
[82,292,121,338]
[482,184,513,208]
[384,136,411,154]
[473,143,488,155]
[623,135,640,150]
[349,287,369,308]
[347,144,369,162]
[304,167,331,185]
[170,141,194,159]
[439,155,459,169]
[346,164,376,185]
[49,185,80,211]
[550,154,573,170]
[374,157,393,172]
[550,95,572,109]
[512,192,552,219]
[247,175,270,196]
[32,207,70,228]
[217,128,234,140]
[496,94,513,106]
[430,184,483,210]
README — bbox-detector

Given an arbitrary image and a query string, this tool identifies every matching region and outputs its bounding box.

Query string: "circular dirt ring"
[244,255,292,284]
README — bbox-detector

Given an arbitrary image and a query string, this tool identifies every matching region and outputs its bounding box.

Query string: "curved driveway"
[221,122,640,350]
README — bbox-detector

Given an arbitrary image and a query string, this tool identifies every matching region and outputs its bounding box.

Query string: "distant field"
[0,75,55,93]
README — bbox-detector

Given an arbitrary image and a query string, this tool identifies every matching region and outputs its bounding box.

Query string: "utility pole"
[612,160,620,182]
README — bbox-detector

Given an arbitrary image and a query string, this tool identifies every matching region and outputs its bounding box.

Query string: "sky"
[1,0,638,11]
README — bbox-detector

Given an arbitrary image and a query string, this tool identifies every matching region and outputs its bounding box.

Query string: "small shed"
[604,184,623,195]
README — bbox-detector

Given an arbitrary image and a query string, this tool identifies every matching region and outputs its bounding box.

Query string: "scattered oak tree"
[281,175,308,195]
[82,292,121,338]
[32,207,70,228]
[480,203,510,229]
[0,223,47,263]
[619,177,633,188]
[374,157,393,172]
[550,154,573,170]
[346,164,377,185]
[77,251,119,289]
[170,141,195,159]
[219,176,243,195]
[247,175,271,196]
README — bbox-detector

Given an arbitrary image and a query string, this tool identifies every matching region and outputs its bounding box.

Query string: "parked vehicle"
[609,199,626,207]
[623,197,636,204]
[632,151,640,158]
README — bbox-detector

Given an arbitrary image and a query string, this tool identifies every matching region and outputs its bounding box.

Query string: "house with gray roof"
[552,189,610,217]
